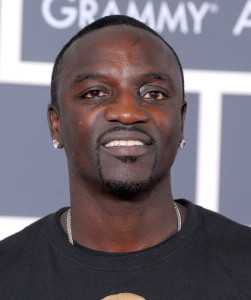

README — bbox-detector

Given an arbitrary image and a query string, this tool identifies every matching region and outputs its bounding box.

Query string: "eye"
[143,91,168,100]
[82,90,108,98]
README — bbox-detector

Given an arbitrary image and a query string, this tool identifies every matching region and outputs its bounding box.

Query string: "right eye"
[81,90,108,98]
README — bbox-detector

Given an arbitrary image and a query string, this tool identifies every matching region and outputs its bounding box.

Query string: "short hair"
[51,15,185,109]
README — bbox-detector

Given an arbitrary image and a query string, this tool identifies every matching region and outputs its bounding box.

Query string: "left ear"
[180,100,187,140]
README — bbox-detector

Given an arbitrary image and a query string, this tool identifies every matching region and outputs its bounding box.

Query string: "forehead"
[59,25,181,94]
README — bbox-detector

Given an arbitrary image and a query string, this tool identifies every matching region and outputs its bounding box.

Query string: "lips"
[99,129,154,157]
[105,140,144,147]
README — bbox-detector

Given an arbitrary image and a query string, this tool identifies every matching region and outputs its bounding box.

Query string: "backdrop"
[0,0,250,240]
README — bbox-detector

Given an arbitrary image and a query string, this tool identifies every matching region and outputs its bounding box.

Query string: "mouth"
[105,140,144,147]
[103,140,146,157]
[99,129,154,158]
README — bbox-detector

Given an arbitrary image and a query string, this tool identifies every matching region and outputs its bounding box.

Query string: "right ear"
[47,104,63,148]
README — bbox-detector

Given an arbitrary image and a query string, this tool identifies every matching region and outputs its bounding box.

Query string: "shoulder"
[197,204,251,242]
[193,202,251,266]
[0,216,46,260]
[181,201,251,292]
[180,199,251,261]
[0,210,61,273]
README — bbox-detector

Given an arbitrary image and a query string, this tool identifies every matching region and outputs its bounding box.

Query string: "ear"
[180,100,187,140]
[47,104,63,148]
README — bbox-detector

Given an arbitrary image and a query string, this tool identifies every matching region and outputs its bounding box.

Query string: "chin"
[96,152,157,197]
[101,177,153,198]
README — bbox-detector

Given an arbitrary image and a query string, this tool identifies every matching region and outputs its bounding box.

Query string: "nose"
[105,93,149,125]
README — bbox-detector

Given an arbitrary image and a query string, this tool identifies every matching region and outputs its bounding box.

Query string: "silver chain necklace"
[66,208,74,245]
[174,202,182,232]
[66,202,182,246]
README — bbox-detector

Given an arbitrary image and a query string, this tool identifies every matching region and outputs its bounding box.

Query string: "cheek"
[153,109,181,170]
[155,111,181,144]
[60,103,95,142]
[60,105,105,164]
[59,109,87,160]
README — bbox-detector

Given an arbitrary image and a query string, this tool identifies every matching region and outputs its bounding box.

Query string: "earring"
[179,139,186,150]
[52,139,59,149]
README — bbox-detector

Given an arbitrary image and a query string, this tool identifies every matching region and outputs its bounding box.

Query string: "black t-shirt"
[0,199,251,299]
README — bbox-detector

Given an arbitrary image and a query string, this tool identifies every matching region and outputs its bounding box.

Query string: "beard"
[97,151,157,200]
[96,154,157,198]
[95,126,157,198]
[101,173,154,196]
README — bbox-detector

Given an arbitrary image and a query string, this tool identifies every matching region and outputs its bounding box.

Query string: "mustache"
[96,125,156,147]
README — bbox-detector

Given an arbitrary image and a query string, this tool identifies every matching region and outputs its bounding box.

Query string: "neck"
[61,172,186,252]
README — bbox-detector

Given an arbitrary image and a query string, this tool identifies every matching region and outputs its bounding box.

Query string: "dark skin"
[48,25,187,252]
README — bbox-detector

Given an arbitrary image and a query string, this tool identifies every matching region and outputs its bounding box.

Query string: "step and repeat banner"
[0,0,250,239]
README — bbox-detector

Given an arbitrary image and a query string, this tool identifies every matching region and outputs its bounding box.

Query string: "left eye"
[143,91,167,100]
[82,90,108,98]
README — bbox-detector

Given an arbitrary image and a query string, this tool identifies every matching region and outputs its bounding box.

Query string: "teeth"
[105,140,144,147]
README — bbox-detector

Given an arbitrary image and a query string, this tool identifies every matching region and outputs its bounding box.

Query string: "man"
[0,15,250,299]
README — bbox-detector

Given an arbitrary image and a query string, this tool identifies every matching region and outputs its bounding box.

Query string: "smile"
[105,140,144,147]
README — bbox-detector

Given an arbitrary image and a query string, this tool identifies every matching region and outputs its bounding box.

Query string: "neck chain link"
[66,202,182,246]
[66,208,74,245]
[174,202,182,232]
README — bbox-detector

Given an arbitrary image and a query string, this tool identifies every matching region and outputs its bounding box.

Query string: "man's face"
[54,25,186,195]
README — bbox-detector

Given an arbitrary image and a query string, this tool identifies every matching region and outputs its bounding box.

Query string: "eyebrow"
[142,72,174,84]
[71,71,174,87]
[72,73,105,87]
